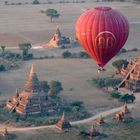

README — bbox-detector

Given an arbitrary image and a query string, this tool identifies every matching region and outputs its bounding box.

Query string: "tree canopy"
[49,81,63,97]
[32,0,40,4]
[18,43,32,59]
[46,9,60,22]
[112,59,129,72]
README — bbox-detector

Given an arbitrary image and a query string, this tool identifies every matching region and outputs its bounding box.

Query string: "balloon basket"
[97,68,106,74]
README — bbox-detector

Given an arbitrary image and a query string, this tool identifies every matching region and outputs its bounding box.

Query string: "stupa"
[55,112,71,131]
[6,64,57,115]
[115,103,131,122]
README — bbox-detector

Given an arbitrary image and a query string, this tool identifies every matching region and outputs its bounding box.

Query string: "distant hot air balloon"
[76,7,129,71]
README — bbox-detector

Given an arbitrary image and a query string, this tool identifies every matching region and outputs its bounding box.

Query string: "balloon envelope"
[76,7,129,67]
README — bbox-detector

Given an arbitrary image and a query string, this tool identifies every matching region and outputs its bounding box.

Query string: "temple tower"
[6,64,57,115]
[43,27,70,48]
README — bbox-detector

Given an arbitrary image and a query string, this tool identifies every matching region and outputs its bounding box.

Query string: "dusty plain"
[0,0,140,140]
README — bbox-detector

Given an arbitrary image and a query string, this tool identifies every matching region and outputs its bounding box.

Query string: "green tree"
[1,45,6,53]
[112,59,128,72]
[4,1,8,5]
[119,94,136,103]
[40,81,50,93]
[46,9,60,22]
[0,65,5,71]
[62,51,72,58]
[32,0,40,4]
[18,43,32,59]
[110,90,121,99]
[78,51,90,58]
[49,81,63,97]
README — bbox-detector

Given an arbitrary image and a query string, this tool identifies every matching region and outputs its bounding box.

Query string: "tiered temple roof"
[6,64,57,115]
[43,27,70,48]
[120,54,140,92]
[55,112,71,130]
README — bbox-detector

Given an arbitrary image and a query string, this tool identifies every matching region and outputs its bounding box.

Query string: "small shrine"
[115,103,131,122]
[88,125,100,139]
[55,112,71,131]
[96,116,105,125]
[0,128,9,140]
[6,64,57,115]
[43,27,70,48]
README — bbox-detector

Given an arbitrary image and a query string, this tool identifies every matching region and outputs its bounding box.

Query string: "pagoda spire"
[61,112,65,121]
[24,64,41,93]
[30,64,34,74]
[121,103,130,114]
[55,27,61,39]
[56,112,71,130]
[15,88,19,98]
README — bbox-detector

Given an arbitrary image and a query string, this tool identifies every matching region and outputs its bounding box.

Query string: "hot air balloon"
[76,7,129,71]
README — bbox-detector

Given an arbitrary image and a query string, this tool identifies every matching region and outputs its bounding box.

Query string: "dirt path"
[0,104,134,132]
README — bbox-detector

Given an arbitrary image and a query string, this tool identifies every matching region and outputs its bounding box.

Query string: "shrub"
[90,78,106,88]
[89,77,121,89]
[110,91,121,99]
[0,65,5,71]
[32,0,40,4]
[49,81,63,97]
[131,48,138,52]
[62,51,72,58]
[26,53,33,59]
[70,101,83,107]
[2,52,21,59]
[119,94,136,103]
[78,51,90,58]
[120,48,127,53]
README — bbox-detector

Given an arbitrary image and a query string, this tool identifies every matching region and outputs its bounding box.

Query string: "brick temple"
[6,64,57,115]
[119,54,140,92]
[43,27,70,48]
